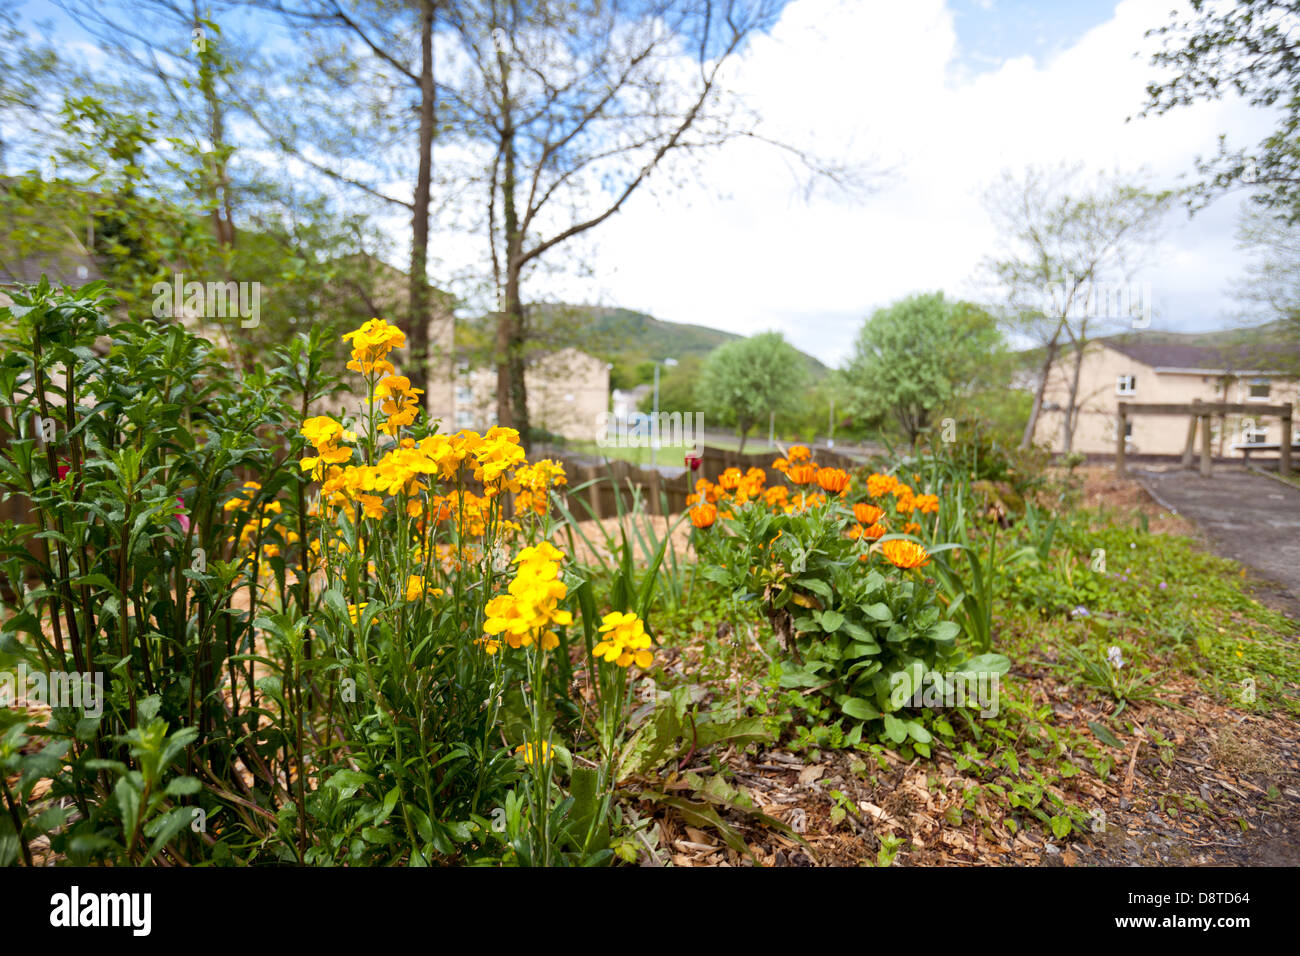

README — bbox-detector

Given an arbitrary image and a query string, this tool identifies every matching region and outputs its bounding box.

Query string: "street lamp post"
[651,357,676,466]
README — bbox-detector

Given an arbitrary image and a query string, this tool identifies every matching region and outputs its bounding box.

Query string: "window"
[454,409,475,429]
[1116,374,1136,395]
[1247,378,1270,400]
[455,385,473,404]
[1110,418,1134,442]
[1244,424,1268,445]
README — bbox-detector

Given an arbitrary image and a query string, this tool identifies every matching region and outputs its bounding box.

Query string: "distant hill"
[464,303,829,380]
[1014,320,1300,375]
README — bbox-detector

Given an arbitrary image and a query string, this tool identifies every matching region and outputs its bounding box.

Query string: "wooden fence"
[549,443,865,518]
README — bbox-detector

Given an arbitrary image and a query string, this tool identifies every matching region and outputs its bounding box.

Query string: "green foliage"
[694,499,1008,750]
[845,293,1004,445]
[696,331,808,449]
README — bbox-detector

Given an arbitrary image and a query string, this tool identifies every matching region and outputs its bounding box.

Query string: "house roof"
[1100,336,1300,375]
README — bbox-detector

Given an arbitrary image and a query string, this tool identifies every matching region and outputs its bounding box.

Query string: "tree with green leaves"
[844,293,1003,447]
[1230,204,1300,374]
[696,331,806,452]
[1143,0,1300,222]
[981,165,1175,451]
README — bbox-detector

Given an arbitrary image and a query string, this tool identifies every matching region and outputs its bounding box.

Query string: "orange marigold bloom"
[763,485,789,510]
[881,539,930,569]
[690,502,718,528]
[854,503,885,525]
[866,473,898,497]
[787,463,817,485]
[772,457,790,473]
[816,467,851,494]
[717,467,743,492]
[788,445,812,463]
[902,521,923,535]
[860,522,886,540]
[915,493,940,514]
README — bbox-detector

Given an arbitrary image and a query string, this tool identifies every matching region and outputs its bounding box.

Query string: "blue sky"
[949,0,1122,74]
[5,0,1281,366]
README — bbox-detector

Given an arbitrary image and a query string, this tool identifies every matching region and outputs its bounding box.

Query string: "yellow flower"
[515,741,552,765]
[592,610,653,669]
[482,543,572,650]
[347,602,370,625]
[343,317,405,376]
[404,575,444,602]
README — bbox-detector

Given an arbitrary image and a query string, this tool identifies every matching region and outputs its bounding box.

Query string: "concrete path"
[1134,466,1300,622]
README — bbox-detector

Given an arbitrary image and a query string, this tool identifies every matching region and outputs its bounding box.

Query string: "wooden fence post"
[1281,407,1293,477]
[1181,399,1200,468]
[1116,403,1128,477]
[1200,413,1213,478]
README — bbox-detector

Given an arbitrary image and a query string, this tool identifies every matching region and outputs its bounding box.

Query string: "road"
[1134,465,1300,622]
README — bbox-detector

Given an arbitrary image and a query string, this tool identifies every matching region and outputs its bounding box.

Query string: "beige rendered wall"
[1035,343,1297,456]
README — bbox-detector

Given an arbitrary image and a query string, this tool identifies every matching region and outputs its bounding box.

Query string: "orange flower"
[902,521,922,535]
[763,485,789,510]
[915,494,940,514]
[771,457,790,473]
[690,502,718,528]
[860,522,886,540]
[717,468,743,492]
[881,539,930,569]
[788,445,812,463]
[816,467,851,494]
[787,463,817,485]
[853,503,885,525]
[866,473,898,498]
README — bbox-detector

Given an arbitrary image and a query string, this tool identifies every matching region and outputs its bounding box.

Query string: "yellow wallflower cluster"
[300,416,357,480]
[592,611,653,669]
[343,317,405,377]
[482,542,573,651]
[513,459,568,516]
[375,375,423,436]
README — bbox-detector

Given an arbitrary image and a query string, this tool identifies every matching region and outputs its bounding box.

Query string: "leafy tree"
[981,165,1175,450]
[844,293,1003,446]
[696,332,806,452]
[1230,204,1300,375]
[440,0,864,449]
[1143,0,1300,221]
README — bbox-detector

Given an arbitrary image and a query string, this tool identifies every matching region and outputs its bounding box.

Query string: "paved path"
[1134,466,1300,622]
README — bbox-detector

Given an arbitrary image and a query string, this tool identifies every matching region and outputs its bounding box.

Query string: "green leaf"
[841,698,880,720]
[819,609,845,633]
[1087,721,1125,749]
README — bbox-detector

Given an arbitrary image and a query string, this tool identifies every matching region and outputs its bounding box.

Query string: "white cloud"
[552,0,1279,366]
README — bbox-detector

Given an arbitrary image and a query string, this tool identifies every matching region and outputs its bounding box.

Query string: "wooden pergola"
[1116,399,1293,478]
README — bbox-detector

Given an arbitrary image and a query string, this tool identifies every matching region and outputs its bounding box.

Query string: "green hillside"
[462,303,828,388]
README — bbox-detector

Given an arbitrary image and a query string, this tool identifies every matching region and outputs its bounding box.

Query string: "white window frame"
[1244,424,1268,445]
[1246,378,1271,401]
[1116,374,1137,396]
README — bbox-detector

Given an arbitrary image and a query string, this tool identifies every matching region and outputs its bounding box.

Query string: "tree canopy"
[696,331,807,451]
[844,292,1003,446]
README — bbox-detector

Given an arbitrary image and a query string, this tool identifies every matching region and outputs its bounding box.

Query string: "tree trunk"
[407,0,436,399]
[1062,340,1087,454]
[1021,338,1060,450]
[494,60,531,450]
